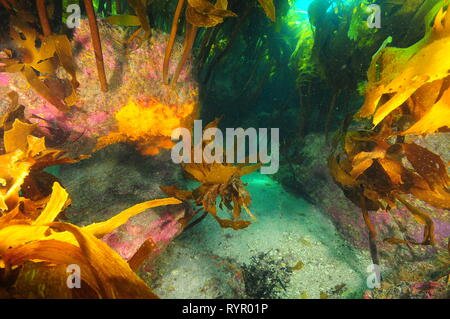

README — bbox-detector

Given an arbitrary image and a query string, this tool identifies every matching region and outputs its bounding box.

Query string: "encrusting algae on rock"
[95,97,196,156]
[1,18,199,156]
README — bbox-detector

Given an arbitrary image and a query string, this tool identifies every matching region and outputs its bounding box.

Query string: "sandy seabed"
[145,173,372,299]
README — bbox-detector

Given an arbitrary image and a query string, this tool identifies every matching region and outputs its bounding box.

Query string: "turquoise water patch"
[293,0,314,12]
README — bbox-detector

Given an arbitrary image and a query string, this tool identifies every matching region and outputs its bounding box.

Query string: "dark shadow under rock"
[59,143,188,225]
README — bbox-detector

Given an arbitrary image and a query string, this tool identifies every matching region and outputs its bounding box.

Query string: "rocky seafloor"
[51,128,449,299]
[58,142,370,299]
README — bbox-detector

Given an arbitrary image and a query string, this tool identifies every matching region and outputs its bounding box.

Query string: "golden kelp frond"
[106,14,141,26]
[0,179,181,298]
[3,119,37,154]
[80,197,182,238]
[357,1,450,132]
[402,83,450,135]
[0,183,68,253]
[0,178,180,251]
[0,119,88,212]
[186,0,237,27]
[327,156,359,188]
[0,182,181,251]
[330,123,449,264]
[128,0,152,33]
[48,222,159,299]
[163,0,239,85]
[329,2,450,265]
[184,162,244,185]
[330,127,450,210]
[0,12,79,110]
[106,0,153,47]
[257,0,276,22]
[3,119,86,164]
[0,91,26,132]
[161,119,260,230]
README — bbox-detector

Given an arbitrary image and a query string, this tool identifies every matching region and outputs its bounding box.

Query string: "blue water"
[293,0,314,12]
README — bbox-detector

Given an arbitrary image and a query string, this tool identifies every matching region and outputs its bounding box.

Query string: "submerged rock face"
[0,18,200,273]
[275,133,449,293]
[0,19,198,156]
[59,143,194,262]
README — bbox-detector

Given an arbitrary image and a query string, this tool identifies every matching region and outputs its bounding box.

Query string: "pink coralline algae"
[411,282,444,299]
[0,73,9,87]
[102,205,190,262]
[0,19,199,155]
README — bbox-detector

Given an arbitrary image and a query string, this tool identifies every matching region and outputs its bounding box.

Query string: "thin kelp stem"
[183,17,190,45]
[171,22,197,86]
[128,238,157,272]
[197,28,213,65]
[361,197,380,266]
[201,7,250,85]
[163,0,185,84]
[83,0,108,92]
[127,27,143,45]
[183,211,208,232]
[396,195,435,245]
[115,0,121,13]
[0,0,11,9]
[36,0,51,36]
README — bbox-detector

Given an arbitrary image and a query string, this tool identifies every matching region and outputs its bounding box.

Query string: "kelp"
[163,0,237,85]
[186,0,237,27]
[0,91,25,133]
[0,11,79,110]
[4,0,110,93]
[329,1,450,265]
[83,0,108,92]
[0,183,181,298]
[36,0,51,36]
[163,0,278,85]
[161,119,261,230]
[257,0,276,22]
[106,0,153,47]
[296,0,443,93]
[330,128,449,236]
[289,15,316,88]
[347,0,377,46]
[0,118,89,212]
[129,0,152,33]
[357,3,450,130]
[0,118,181,298]
[106,14,142,26]
[287,0,450,147]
